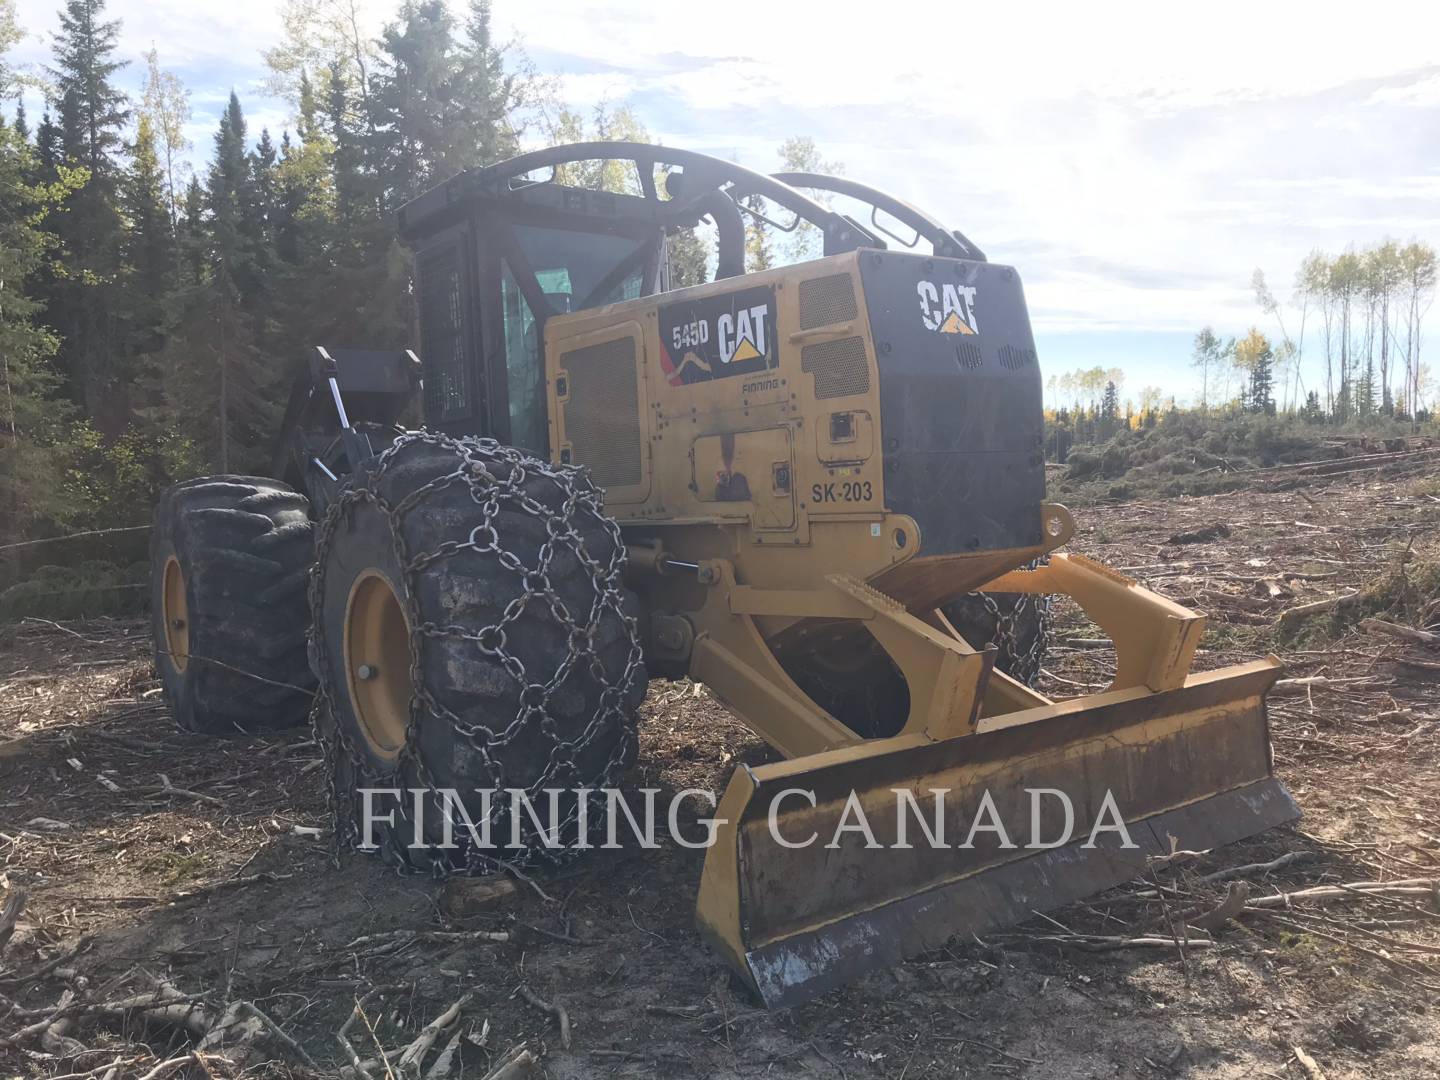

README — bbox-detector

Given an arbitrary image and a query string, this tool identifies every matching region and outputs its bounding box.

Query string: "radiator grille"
[999,344,1037,371]
[802,336,870,400]
[560,337,642,489]
[955,341,983,371]
[418,247,470,421]
[798,273,857,329]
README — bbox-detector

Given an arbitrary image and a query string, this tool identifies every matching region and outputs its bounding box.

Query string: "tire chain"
[309,430,646,876]
[962,558,1053,687]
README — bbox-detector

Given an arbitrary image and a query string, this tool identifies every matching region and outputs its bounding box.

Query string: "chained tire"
[310,432,647,872]
[150,476,315,734]
[941,591,1049,688]
[782,590,1050,740]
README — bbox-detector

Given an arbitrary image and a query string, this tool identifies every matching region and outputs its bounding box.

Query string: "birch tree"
[139,48,190,229]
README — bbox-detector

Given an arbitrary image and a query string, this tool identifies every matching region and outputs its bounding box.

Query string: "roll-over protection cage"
[273,141,987,504]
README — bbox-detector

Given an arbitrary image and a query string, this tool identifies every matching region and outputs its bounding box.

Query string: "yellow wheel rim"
[343,570,413,761]
[161,556,190,672]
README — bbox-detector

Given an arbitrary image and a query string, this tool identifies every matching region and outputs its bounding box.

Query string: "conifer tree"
[176,176,206,284]
[454,0,519,168]
[370,0,460,204]
[51,0,127,183]
[325,66,369,226]
[34,110,60,179]
[47,0,129,421]
[120,113,174,357]
[204,93,276,469]
[1,46,78,535]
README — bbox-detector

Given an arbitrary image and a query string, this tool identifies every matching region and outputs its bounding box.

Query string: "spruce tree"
[370,0,460,204]
[1247,346,1276,416]
[156,176,215,464]
[320,65,407,348]
[1100,380,1120,435]
[209,93,252,293]
[47,0,129,422]
[454,0,518,168]
[325,66,369,227]
[254,128,279,228]
[35,110,60,179]
[204,93,274,469]
[270,98,348,370]
[297,71,320,141]
[120,114,174,356]
[176,176,206,285]
[51,0,127,185]
[1,64,71,536]
[1357,356,1375,417]
[274,131,300,265]
[248,127,282,313]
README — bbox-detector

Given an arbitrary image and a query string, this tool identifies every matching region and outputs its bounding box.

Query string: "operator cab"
[403,177,664,453]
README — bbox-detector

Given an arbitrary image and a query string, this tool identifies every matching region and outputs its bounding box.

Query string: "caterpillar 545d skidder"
[151,142,1298,1007]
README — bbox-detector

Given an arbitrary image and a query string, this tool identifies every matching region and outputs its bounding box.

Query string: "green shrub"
[1100,445,1130,478]
[1066,450,1101,480]
[0,560,149,622]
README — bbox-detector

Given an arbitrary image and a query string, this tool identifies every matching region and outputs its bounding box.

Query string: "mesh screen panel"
[801,336,870,400]
[560,337,642,489]
[798,274,858,330]
[418,248,470,421]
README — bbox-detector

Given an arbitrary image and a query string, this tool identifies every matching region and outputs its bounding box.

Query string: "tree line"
[0,0,846,548]
[6,0,1431,543]
[1226,242,1435,422]
[1043,240,1437,457]
[0,0,536,542]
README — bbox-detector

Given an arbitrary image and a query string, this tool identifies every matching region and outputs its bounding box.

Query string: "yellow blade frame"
[682,551,1298,1007]
[696,659,1297,1007]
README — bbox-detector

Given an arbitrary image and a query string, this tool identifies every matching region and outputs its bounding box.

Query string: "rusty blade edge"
[725,778,1300,1009]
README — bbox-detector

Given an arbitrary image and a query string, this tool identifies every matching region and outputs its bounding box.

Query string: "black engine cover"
[858,249,1046,557]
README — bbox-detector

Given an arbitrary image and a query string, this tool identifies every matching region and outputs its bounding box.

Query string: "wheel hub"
[161,556,190,672]
[343,570,413,761]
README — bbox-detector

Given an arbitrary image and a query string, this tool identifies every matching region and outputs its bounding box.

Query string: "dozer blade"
[696,659,1298,1008]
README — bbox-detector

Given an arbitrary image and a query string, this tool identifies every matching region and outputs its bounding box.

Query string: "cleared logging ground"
[1,460,1438,1080]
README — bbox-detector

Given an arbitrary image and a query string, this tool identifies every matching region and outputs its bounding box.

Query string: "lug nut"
[357,664,378,680]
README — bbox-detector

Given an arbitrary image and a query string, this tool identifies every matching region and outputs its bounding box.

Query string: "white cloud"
[11,0,287,75]
[5,0,1437,392]
[1368,71,1440,107]
[495,1,1440,110]
[492,0,1440,384]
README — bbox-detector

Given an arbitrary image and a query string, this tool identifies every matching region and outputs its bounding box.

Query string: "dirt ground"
[2,461,1439,1079]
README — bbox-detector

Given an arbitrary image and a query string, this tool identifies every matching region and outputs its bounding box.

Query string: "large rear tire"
[310,432,646,871]
[150,476,315,733]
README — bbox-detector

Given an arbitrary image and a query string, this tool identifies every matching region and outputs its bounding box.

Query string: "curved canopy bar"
[401,141,884,261]
[772,172,985,263]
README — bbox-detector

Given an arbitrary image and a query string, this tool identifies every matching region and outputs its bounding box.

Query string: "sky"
[6,0,1440,405]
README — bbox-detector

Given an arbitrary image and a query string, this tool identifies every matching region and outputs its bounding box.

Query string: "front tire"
[150,476,315,733]
[310,432,647,870]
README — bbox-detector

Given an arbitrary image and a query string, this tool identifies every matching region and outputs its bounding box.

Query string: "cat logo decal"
[917,281,978,335]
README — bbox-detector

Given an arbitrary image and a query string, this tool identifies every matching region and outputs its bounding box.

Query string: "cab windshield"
[500,224,650,453]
